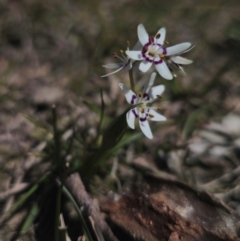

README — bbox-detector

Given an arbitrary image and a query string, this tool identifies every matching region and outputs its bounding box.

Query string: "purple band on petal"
[145,56,153,63]
[143,93,149,100]
[142,42,163,63]
[154,59,163,65]
[162,48,167,55]
[140,116,147,122]
[132,108,138,118]
[143,42,162,48]
[142,52,154,63]
[131,95,137,104]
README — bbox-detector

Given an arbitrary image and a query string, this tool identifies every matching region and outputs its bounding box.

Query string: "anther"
[120,50,124,54]
[157,107,161,110]
[160,54,165,59]
[149,114,154,118]
[157,95,162,98]
[138,92,142,97]
[127,40,130,46]
[141,108,145,113]
[155,33,161,39]
[164,40,169,45]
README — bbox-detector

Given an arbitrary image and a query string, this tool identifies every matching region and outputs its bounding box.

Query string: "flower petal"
[125,50,143,60]
[178,65,186,75]
[139,60,153,73]
[155,61,173,80]
[101,66,124,77]
[180,44,195,54]
[138,24,149,46]
[126,109,137,129]
[102,63,122,69]
[148,109,166,121]
[139,118,153,139]
[149,85,165,100]
[155,27,166,45]
[166,43,192,56]
[170,56,193,65]
[119,83,137,104]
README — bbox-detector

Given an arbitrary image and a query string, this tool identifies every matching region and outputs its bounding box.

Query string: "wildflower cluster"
[102,24,193,139]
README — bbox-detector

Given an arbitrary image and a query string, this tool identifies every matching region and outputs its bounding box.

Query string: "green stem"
[52,105,66,241]
[95,88,105,145]
[52,105,61,164]
[129,68,135,92]
[54,182,62,241]
[54,165,69,241]
[61,184,94,241]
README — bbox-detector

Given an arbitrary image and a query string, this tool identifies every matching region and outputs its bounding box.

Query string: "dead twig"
[200,166,240,192]
[215,185,240,203]
[0,142,45,224]
[0,183,29,201]
[65,172,119,241]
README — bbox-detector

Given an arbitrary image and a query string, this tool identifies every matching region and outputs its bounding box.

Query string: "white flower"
[119,72,166,139]
[101,51,132,77]
[101,42,142,78]
[166,45,195,77]
[125,24,193,80]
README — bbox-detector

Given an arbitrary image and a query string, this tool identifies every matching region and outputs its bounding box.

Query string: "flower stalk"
[128,68,135,93]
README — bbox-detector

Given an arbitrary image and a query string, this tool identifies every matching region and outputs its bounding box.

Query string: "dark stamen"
[149,36,154,44]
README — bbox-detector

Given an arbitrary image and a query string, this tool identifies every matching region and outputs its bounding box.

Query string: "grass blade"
[62,185,94,241]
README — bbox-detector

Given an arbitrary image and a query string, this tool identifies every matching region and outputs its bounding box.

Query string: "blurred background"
[0,0,240,240]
